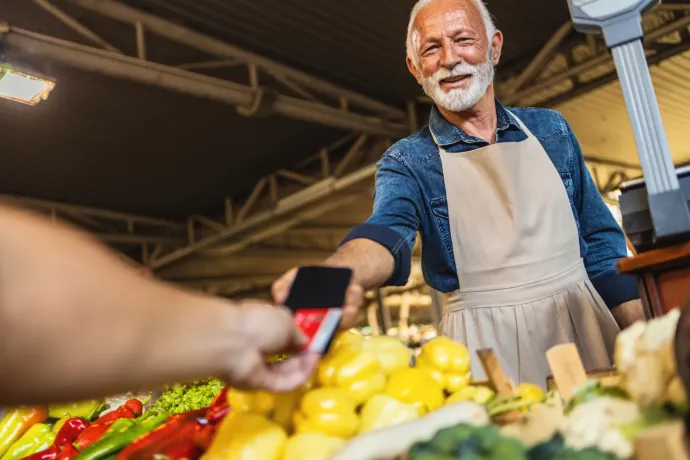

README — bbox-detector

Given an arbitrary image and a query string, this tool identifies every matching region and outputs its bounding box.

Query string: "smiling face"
[407,0,503,113]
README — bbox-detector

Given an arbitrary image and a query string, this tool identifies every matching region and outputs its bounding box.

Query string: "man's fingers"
[271,268,297,304]
[340,305,359,330]
[345,283,364,310]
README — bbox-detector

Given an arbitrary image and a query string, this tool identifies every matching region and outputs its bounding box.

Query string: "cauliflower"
[560,397,641,459]
[614,309,684,407]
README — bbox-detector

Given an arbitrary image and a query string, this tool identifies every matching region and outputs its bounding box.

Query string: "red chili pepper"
[204,389,229,425]
[74,409,136,450]
[22,445,60,460]
[95,400,141,425]
[122,400,143,417]
[24,417,90,460]
[116,410,205,460]
[55,444,79,460]
[158,437,201,460]
[54,418,89,447]
[192,424,215,452]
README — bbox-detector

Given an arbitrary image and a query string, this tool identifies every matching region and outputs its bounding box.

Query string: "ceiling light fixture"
[0,64,55,106]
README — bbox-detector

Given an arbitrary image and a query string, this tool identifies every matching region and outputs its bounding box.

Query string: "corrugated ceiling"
[124,0,572,104]
[1,0,689,220]
[558,48,690,167]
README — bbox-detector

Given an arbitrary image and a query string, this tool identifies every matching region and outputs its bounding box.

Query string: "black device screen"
[283,266,353,311]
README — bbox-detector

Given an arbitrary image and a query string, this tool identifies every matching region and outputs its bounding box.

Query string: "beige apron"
[433,112,620,387]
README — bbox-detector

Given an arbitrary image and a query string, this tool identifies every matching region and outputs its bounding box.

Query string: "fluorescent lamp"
[0,68,55,106]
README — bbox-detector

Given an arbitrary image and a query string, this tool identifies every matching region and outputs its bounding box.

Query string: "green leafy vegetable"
[408,424,528,460]
[566,381,629,413]
[149,379,224,415]
[528,434,618,460]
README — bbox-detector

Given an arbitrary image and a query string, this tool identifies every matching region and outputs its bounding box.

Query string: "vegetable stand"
[2,313,687,460]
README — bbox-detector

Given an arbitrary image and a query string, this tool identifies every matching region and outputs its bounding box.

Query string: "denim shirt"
[341,101,638,308]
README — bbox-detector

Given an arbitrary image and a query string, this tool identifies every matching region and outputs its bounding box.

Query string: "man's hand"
[271,267,365,329]
[225,301,320,393]
[611,299,646,330]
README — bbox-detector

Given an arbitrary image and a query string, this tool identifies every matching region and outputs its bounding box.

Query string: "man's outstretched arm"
[0,205,315,406]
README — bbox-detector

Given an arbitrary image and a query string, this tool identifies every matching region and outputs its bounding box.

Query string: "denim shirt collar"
[428,99,520,147]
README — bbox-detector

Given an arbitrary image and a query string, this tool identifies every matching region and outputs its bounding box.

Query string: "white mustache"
[432,64,479,84]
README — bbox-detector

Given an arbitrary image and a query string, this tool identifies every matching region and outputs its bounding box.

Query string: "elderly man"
[274,0,644,385]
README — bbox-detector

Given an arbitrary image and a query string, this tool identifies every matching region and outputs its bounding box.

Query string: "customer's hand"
[225,301,320,392]
[271,268,365,329]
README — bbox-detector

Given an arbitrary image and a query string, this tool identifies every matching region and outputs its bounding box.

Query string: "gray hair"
[406,0,497,69]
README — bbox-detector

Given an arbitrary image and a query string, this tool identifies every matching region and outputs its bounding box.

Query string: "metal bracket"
[236,88,278,118]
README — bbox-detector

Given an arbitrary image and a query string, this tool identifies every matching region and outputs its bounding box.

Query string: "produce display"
[1,309,688,460]
[149,379,224,415]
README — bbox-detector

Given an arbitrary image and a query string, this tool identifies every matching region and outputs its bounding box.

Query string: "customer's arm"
[0,205,315,406]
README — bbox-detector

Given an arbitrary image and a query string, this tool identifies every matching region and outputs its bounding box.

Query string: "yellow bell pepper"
[227,388,275,416]
[272,388,305,432]
[330,330,364,351]
[515,383,544,405]
[361,337,412,375]
[293,388,359,439]
[415,337,472,393]
[317,346,386,406]
[384,368,445,415]
[358,394,420,434]
[202,412,287,460]
[445,385,495,406]
[283,432,346,460]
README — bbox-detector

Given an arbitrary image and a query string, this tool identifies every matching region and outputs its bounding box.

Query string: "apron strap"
[506,110,535,139]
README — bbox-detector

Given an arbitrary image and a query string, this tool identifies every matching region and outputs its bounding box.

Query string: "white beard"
[420,49,495,112]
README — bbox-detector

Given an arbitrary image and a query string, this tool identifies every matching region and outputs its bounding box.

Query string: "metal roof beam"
[502,12,690,106]
[4,27,409,137]
[63,0,406,121]
[32,0,122,53]
[0,194,183,230]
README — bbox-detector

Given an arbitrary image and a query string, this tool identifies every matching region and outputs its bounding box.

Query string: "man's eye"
[422,45,439,55]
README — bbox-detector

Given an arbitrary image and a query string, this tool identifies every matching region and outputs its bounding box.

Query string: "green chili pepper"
[48,401,105,422]
[0,423,51,460]
[75,412,168,460]
[103,419,135,437]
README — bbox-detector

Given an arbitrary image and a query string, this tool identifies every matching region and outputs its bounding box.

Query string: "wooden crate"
[546,368,620,391]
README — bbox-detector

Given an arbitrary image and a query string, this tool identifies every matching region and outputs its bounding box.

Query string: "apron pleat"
[443,281,617,387]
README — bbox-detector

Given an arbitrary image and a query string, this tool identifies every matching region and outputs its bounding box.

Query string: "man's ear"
[492,30,504,66]
[406,56,423,85]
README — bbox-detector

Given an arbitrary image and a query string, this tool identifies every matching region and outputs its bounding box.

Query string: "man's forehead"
[414,0,482,37]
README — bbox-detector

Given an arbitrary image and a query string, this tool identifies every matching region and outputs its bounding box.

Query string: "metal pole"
[376,289,392,334]
[4,28,408,138]
[64,0,406,120]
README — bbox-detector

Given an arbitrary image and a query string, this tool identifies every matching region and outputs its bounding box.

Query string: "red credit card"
[294,307,343,354]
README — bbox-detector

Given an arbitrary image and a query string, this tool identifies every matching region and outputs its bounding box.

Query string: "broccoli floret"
[528,434,617,460]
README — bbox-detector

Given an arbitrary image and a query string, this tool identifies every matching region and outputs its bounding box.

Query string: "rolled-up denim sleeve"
[566,117,638,307]
[340,151,421,286]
